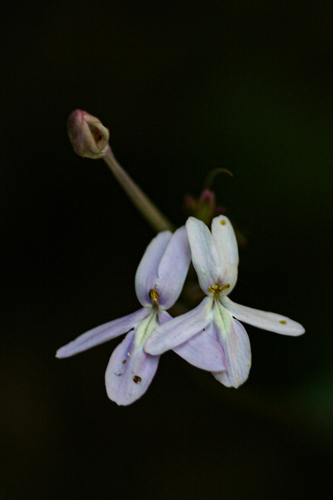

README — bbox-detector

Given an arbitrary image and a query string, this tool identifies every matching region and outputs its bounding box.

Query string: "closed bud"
[67,110,109,159]
[184,189,219,225]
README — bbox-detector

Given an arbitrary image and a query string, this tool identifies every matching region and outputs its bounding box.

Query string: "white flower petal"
[211,215,239,293]
[156,226,191,309]
[157,310,173,325]
[144,296,213,354]
[222,296,305,336]
[105,329,160,406]
[158,308,225,371]
[186,217,220,293]
[209,301,251,388]
[173,330,226,371]
[135,231,172,306]
[56,308,149,358]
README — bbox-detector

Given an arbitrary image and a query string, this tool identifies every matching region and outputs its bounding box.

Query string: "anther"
[208,283,230,294]
[149,288,159,304]
[219,284,230,292]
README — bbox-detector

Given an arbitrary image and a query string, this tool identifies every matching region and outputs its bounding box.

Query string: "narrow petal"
[56,308,149,358]
[135,231,172,306]
[222,296,305,336]
[173,330,226,371]
[144,296,213,354]
[211,215,239,293]
[209,301,251,388]
[156,226,191,309]
[105,329,160,406]
[186,217,220,294]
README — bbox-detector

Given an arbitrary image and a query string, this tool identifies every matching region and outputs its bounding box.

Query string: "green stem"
[103,146,175,233]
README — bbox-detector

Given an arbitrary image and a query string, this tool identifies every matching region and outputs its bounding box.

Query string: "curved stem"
[203,168,233,190]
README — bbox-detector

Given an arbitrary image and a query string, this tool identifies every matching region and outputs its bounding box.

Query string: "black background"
[1,1,333,499]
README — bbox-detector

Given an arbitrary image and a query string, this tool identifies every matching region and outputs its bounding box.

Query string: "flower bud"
[184,189,219,225]
[67,110,109,159]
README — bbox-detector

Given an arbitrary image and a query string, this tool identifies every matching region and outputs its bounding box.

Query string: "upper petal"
[144,296,213,354]
[56,308,149,358]
[156,226,191,309]
[105,329,160,406]
[186,217,220,293]
[211,215,239,293]
[222,296,305,336]
[135,231,172,307]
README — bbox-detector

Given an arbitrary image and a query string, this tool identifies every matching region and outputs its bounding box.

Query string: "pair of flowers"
[56,215,304,405]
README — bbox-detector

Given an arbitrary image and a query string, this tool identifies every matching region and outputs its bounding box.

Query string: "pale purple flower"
[56,226,225,405]
[145,215,305,388]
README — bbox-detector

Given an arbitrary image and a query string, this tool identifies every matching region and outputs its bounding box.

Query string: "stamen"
[208,283,230,294]
[149,288,159,304]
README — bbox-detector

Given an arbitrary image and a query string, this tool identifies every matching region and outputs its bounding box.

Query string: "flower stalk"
[67,110,174,233]
[103,146,175,233]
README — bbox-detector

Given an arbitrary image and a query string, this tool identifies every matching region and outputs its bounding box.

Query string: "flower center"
[208,283,230,295]
[149,288,160,307]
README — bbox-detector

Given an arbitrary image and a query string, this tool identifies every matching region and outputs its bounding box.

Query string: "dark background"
[1,1,333,499]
